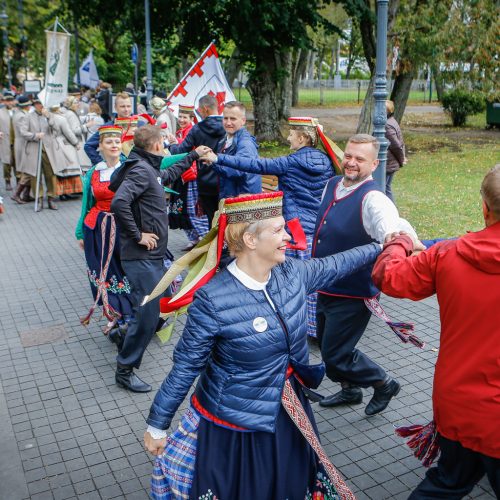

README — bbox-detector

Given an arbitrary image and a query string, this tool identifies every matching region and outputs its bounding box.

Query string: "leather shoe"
[115,364,151,393]
[48,197,58,210]
[365,377,401,416]
[319,386,363,407]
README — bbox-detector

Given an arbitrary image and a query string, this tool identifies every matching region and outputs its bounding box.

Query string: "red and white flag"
[167,43,236,117]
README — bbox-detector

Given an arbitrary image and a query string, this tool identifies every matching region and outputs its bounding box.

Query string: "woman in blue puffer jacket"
[144,191,383,500]
[205,116,336,337]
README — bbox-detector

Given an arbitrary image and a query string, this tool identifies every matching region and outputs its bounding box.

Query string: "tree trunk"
[431,63,444,101]
[277,50,293,120]
[247,52,284,143]
[356,75,375,133]
[390,66,416,123]
[292,48,307,107]
[225,47,241,89]
[306,50,316,80]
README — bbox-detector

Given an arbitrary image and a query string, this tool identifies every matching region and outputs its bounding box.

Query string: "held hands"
[138,232,159,250]
[144,431,167,456]
[384,232,426,255]
[195,145,212,157]
[198,149,218,165]
[78,240,84,250]
[166,133,177,145]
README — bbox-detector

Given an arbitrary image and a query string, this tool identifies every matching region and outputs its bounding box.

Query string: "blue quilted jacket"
[146,242,381,432]
[215,146,333,235]
[212,128,262,198]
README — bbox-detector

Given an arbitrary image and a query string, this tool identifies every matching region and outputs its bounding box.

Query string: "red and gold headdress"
[178,104,195,115]
[288,116,344,174]
[143,192,284,341]
[98,125,122,138]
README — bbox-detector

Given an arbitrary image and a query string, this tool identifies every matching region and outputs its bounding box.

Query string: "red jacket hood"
[455,221,500,274]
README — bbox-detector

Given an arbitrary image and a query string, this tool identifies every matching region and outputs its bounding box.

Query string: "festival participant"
[81,102,105,139]
[75,125,133,346]
[10,95,33,203]
[18,97,58,211]
[109,125,207,392]
[63,95,91,172]
[48,104,83,199]
[143,191,382,499]
[168,94,226,227]
[169,104,209,250]
[84,92,133,165]
[203,116,335,337]
[208,100,261,199]
[372,164,500,499]
[0,94,18,191]
[149,96,176,135]
[313,133,423,415]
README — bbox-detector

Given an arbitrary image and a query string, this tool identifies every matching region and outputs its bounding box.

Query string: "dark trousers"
[117,259,167,369]
[316,294,386,388]
[198,194,219,229]
[385,172,395,203]
[409,436,500,499]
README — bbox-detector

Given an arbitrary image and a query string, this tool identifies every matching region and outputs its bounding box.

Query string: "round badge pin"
[253,317,268,333]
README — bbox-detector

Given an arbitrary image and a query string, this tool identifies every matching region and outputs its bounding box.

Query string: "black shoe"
[319,386,363,407]
[115,364,152,393]
[365,377,401,416]
[48,197,58,210]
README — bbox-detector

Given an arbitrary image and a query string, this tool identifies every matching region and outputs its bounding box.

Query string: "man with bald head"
[372,165,500,498]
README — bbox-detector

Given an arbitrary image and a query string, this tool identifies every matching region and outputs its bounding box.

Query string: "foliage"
[441,88,486,126]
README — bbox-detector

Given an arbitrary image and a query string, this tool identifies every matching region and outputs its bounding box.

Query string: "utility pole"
[18,0,27,79]
[372,0,389,191]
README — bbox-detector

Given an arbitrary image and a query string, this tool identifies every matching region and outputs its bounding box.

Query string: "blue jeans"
[117,259,168,369]
[385,172,395,203]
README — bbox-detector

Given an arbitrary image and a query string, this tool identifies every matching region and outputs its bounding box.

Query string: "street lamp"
[372,0,389,191]
[144,0,153,103]
[0,4,12,89]
[18,0,28,80]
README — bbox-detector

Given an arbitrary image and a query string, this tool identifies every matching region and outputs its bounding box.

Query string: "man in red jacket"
[372,165,500,499]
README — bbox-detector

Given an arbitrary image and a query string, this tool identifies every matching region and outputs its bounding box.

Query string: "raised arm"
[146,289,218,430]
[84,130,102,165]
[300,243,382,294]
[215,153,290,175]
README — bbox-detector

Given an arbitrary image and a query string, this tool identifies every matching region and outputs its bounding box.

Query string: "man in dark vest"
[312,133,421,415]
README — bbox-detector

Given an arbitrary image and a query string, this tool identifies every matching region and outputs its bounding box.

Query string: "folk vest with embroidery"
[312,176,380,298]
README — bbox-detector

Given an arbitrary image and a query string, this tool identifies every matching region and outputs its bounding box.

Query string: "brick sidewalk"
[0,190,494,500]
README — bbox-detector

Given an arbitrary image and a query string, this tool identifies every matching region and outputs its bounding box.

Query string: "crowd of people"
[1,86,498,500]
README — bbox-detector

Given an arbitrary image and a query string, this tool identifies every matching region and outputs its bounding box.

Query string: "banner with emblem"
[167,42,236,117]
[39,29,71,108]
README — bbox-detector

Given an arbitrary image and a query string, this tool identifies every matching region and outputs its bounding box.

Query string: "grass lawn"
[233,87,435,108]
[259,113,500,239]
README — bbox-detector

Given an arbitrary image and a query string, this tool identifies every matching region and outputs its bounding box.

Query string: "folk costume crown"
[98,125,122,138]
[288,116,344,174]
[178,104,195,115]
[143,192,285,340]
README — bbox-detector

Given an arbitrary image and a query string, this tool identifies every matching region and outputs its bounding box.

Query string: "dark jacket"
[215,146,333,235]
[109,147,193,260]
[212,128,261,198]
[169,115,226,196]
[385,115,405,174]
[146,242,381,432]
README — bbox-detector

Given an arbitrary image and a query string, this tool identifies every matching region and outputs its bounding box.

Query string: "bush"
[442,89,486,127]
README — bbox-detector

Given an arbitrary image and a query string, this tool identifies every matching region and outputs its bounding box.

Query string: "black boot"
[319,382,363,407]
[48,197,58,210]
[5,180,12,191]
[115,364,151,393]
[365,377,401,416]
[108,324,127,352]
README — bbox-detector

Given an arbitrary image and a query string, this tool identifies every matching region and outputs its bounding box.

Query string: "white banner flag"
[39,30,71,108]
[167,43,236,117]
[74,51,99,89]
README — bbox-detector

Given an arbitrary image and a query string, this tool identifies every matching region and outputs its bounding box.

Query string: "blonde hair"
[481,164,500,219]
[386,100,395,115]
[115,92,131,103]
[289,126,317,147]
[225,220,264,256]
[348,133,380,156]
[89,102,102,114]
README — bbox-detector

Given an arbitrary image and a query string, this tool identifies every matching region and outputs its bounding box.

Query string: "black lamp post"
[144,0,153,103]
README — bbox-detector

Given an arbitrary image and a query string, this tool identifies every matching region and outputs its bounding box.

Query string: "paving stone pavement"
[0,187,495,500]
